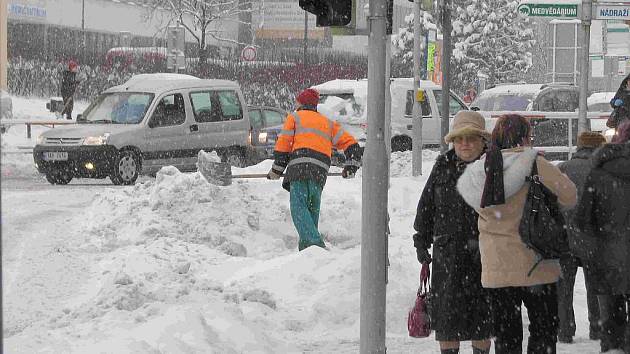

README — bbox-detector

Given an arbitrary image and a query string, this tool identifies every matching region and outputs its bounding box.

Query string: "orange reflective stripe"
[290,110,334,157]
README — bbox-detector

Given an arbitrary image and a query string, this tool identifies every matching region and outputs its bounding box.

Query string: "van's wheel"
[45,170,73,185]
[220,147,249,168]
[391,136,412,152]
[110,150,141,185]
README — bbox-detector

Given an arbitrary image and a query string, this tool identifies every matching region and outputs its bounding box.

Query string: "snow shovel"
[197,150,343,186]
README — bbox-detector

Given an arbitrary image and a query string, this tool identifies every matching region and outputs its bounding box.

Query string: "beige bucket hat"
[444,111,491,143]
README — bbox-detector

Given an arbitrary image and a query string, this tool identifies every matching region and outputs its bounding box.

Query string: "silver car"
[34,77,252,185]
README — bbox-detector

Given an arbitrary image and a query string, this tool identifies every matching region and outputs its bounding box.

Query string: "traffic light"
[299,0,352,27]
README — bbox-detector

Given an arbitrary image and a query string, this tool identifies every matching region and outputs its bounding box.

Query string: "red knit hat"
[68,60,78,71]
[296,88,320,106]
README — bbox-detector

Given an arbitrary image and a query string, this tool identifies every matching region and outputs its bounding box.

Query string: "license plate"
[42,151,68,161]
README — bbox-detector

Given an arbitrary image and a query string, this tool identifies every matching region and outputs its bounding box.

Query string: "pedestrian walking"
[60,60,81,120]
[576,120,630,354]
[413,111,493,354]
[267,88,362,251]
[457,114,577,354]
[608,74,630,129]
[556,132,607,343]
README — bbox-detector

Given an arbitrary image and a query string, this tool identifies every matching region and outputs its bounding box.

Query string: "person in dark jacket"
[576,121,630,354]
[268,88,362,251]
[556,132,607,343]
[60,60,80,120]
[608,74,630,129]
[414,111,493,354]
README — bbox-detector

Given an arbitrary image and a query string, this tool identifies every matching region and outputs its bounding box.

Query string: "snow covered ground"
[2,95,600,353]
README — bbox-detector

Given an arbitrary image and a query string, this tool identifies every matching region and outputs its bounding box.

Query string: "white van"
[312,78,469,150]
[34,77,251,185]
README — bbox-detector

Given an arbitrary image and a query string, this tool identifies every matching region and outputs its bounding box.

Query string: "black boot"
[441,349,459,354]
[472,347,490,354]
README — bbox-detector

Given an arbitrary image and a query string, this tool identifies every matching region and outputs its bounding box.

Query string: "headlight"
[36,135,45,145]
[258,132,268,144]
[83,135,109,145]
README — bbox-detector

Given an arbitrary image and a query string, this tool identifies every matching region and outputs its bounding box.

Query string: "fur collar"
[457,148,538,209]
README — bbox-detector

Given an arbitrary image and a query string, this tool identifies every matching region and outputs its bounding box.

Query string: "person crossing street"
[267,88,362,251]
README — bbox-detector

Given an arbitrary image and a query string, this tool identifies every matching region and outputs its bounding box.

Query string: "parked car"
[1,89,12,119]
[248,105,287,162]
[34,76,252,185]
[472,83,583,156]
[313,78,470,151]
[247,105,348,166]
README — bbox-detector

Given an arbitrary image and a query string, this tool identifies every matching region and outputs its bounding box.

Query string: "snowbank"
[4,151,440,353]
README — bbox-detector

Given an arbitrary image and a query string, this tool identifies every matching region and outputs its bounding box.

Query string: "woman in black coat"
[575,121,630,354]
[413,111,493,354]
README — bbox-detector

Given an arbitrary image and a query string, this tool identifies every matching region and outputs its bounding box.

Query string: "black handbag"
[519,161,569,276]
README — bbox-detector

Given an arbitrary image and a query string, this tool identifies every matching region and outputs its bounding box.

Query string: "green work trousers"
[289,180,325,251]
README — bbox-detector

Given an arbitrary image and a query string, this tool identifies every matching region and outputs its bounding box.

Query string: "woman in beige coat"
[456,114,577,354]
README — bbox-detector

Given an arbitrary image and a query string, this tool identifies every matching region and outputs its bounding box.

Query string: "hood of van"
[40,123,138,139]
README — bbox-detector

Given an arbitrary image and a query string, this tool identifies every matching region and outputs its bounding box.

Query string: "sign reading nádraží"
[594,5,630,20]
[517,3,578,17]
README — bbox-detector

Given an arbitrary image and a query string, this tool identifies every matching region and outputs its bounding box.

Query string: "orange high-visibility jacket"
[271,108,361,190]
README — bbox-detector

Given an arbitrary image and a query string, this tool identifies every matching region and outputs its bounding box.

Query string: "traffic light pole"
[412,0,423,176]
[578,0,592,134]
[360,0,389,352]
[440,0,452,153]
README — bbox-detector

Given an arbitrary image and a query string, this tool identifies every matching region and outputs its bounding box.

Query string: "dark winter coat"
[413,149,492,341]
[60,70,79,98]
[558,147,599,261]
[575,143,630,295]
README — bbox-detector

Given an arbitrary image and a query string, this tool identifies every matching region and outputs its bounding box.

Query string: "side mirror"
[471,106,480,111]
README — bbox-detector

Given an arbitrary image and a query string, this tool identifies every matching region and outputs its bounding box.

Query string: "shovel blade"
[197,150,232,186]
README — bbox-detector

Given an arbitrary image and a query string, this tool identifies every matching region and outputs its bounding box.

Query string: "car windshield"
[81,92,154,124]
[473,94,534,111]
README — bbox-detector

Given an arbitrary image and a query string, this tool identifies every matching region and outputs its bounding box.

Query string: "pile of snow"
[4,152,434,353]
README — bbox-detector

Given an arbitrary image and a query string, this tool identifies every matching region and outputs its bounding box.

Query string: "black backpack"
[519,161,569,276]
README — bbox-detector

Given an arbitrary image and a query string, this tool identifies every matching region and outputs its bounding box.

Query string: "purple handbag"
[408,262,432,338]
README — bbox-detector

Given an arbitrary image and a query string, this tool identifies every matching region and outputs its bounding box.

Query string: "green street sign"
[517,3,578,17]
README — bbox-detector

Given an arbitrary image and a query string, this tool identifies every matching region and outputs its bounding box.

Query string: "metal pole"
[578,0,592,133]
[361,0,389,352]
[0,0,8,91]
[412,0,423,176]
[440,0,452,153]
[303,11,308,67]
[553,24,557,83]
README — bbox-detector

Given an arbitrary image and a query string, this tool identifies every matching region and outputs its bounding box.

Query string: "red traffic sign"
[241,46,257,61]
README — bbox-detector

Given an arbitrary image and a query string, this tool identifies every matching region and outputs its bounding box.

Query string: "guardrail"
[476,111,612,159]
[0,119,76,139]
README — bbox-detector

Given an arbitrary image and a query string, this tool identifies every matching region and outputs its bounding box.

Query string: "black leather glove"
[342,165,358,179]
[416,248,432,264]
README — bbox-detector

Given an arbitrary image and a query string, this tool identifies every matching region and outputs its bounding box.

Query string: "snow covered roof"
[106,78,239,95]
[479,84,546,97]
[588,91,616,105]
[123,73,200,85]
[312,78,441,95]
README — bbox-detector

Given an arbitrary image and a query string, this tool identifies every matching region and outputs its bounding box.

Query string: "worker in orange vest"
[267,88,363,251]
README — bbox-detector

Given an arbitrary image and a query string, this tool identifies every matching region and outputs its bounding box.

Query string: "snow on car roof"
[588,92,616,105]
[478,84,545,97]
[312,78,440,94]
[124,73,200,85]
[105,78,239,94]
